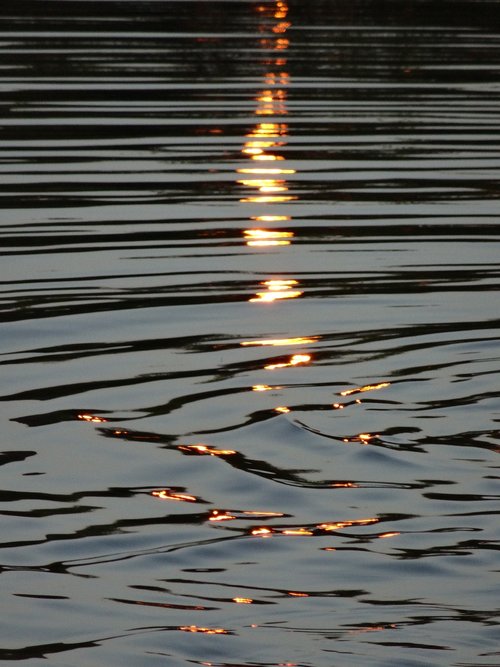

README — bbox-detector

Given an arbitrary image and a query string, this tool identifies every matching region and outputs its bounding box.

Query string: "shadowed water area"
[1,0,499,665]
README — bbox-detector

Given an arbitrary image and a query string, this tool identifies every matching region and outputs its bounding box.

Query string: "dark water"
[1,1,499,665]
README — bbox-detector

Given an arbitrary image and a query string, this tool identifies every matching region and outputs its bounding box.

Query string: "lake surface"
[1,1,499,665]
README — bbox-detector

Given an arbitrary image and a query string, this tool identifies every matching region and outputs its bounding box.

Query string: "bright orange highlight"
[178,444,236,456]
[250,279,303,303]
[152,490,197,503]
[78,414,107,423]
[265,353,311,370]
[339,382,390,397]
[241,336,316,347]
[179,626,228,635]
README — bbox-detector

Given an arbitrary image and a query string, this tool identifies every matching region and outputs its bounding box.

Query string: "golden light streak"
[178,444,236,456]
[152,489,197,503]
[179,626,228,635]
[251,154,284,161]
[331,482,358,488]
[378,532,400,539]
[339,382,390,397]
[275,406,290,413]
[274,38,289,50]
[250,279,302,303]
[265,353,311,370]
[77,413,107,423]
[317,518,379,531]
[237,168,295,175]
[240,194,296,204]
[233,597,253,604]
[250,290,302,303]
[243,229,293,247]
[342,433,379,444]
[241,336,316,347]
[272,21,291,33]
[251,527,273,536]
[282,528,313,536]
[251,214,290,222]
[209,510,236,522]
[246,240,291,247]
[247,122,288,138]
[288,592,309,597]
[252,384,273,391]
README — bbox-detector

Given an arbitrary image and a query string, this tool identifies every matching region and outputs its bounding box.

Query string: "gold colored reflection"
[247,122,288,138]
[209,510,236,522]
[379,532,400,539]
[233,597,253,604]
[251,214,290,222]
[274,5,288,20]
[248,517,380,539]
[237,178,285,189]
[237,168,295,175]
[178,444,236,456]
[342,433,379,444]
[339,382,391,397]
[265,353,311,370]
[275,406,290,414]
[260,37,290,50]
[288,592,309,597]
[151,489,197,503]
[251,154,284,161]
[241,336,316,347]
[243,229,293,248]
[272,21,291,33]
[282,528,313,536]
[252,384,273,391]
[331,482,358,488]
[179,625,228,635]
[317,518,379,531]
[77,413,107,423]
[250,279,302,303]
[240,193,296,204]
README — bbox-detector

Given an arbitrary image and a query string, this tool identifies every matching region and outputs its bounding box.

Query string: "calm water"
[1,1,499,665]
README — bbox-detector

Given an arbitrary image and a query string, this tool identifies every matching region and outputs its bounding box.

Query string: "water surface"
[1,1,499,665]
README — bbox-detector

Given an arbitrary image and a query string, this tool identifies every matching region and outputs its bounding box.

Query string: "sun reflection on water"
[77,413,107,423]
[339,382,391,397]
[249,279,303,303]
[151,489,198,503]
[179,625,229,635]
[264,353,311,370]
[241,336,317,346]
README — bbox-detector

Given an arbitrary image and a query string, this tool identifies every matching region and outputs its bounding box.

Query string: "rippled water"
[1,1,499,665]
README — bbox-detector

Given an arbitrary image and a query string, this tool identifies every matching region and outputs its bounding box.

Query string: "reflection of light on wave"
[179,625,228,635]
[249,516,398,539]
[249,279,302,302]
[78,413,107,423]
[241,336,317,346]
[178,444,236,456]
[265,353,311,370]
[152,489,198,503]
[342,433,379,444]
[339,382,390,396]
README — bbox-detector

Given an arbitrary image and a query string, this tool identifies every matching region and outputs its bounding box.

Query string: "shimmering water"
[1,1,499,665]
